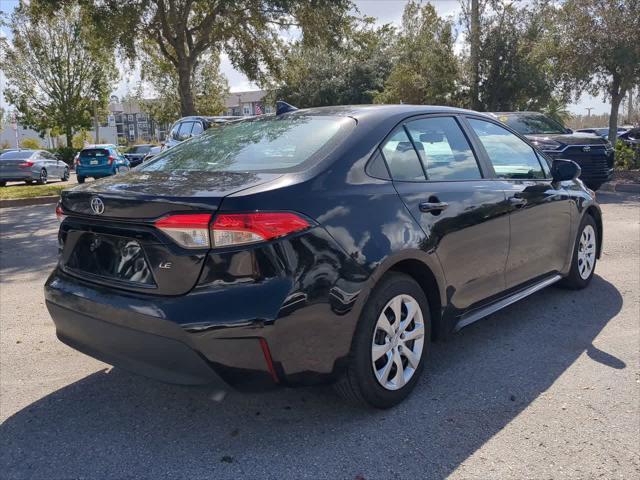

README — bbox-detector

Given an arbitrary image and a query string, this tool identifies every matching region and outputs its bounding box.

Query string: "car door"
[382,115,510,311]
[37,151,55,175]
[465,116,573,289]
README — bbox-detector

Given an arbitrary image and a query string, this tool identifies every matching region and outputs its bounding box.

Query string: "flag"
[255,103,263,115]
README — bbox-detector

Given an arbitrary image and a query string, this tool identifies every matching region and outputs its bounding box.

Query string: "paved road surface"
[1,192,638,479]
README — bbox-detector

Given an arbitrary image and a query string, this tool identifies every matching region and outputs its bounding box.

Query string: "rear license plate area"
[90,160,99,165]
[66,232,155,286]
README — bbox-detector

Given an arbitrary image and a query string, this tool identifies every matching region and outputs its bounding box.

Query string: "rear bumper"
[45,269,279,390]
[76,166,115,178]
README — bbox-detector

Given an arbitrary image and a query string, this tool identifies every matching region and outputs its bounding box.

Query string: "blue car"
[75,145,129,183]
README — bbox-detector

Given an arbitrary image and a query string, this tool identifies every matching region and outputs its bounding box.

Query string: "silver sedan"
[0,149,70,186]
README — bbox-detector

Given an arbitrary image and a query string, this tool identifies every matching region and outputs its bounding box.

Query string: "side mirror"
[551,159,581,182]
[565,128,573,134]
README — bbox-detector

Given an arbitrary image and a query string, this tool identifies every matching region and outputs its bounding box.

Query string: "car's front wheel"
[61,168,69,181]
[335,272,430,408]
[77,176,85,184]
[559,214,598,289]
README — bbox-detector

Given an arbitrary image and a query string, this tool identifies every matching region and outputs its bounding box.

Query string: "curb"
[0,195,59,209]
[599,182,640,193]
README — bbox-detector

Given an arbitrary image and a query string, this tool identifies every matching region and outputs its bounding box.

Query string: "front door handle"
[419,201,449,213]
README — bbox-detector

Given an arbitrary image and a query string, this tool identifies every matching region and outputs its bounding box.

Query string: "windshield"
[0,150,35,160]
[498,114,566,135]
[80,149,109,158]
[141,115,354,173]
[129,145,152,154]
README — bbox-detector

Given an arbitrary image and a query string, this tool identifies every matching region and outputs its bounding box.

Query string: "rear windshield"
[141,115,354,173]
[497,114,566,135]
[0,150,34,160]
[129,145,152,154]
[80,149,109,157]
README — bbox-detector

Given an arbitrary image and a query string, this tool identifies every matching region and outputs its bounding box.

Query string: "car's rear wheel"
[559,214,598,289]
[38,168,48,185]
[334,272,430,408]
[77,176,85,184]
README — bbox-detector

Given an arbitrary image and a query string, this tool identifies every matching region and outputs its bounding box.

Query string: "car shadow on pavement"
[0,275,624,479]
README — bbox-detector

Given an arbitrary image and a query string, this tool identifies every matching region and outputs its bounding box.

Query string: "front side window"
[141,115,353,172]
[380,128,425,181]
[468,118,545,179]
[177,121,194,140]
[405,117,481,181]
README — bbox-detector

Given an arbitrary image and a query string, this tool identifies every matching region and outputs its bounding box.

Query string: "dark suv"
[493,112,614,190]
[46,105,601,408]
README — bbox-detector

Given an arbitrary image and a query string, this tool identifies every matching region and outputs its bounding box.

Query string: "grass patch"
[0,183,70,200]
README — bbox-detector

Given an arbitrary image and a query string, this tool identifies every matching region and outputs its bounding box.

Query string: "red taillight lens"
[108,156,115,165]
[74,155,80,166]
[18,161,34,168]
[211,212,310,247]
[155,213,212,249]
[55,203,65,222]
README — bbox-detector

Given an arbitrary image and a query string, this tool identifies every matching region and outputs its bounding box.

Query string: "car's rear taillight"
[55,203,65,222]
[211,212,310,247]
[108,156,115,165]
[155,214,212,249]
[74,155,80,166]
[18,161,34,168]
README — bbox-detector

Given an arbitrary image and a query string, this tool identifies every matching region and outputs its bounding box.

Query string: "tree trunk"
[470,0,481,110]
[177,60,196,116]
[65,124,73,148]
[627,87,634,124]
[609,92,623,147]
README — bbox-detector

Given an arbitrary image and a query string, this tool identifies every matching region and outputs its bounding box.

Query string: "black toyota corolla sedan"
[45,104,602,408]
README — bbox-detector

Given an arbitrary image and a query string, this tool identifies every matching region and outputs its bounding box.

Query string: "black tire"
[585,182,603,191]
[62,168,69,181]
[0,181,6,187]
[77,176,85,184]
[559,214,598,289]
[38,168,48,185]
[334,272,431,409]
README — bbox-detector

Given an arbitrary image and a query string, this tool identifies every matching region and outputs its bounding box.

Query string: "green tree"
[36,0,354,117]
[274,21,395,107]
[20,138,42,149]
[374,1,460,105]
[1,4,116,147]
[138,44,229,124]
[463,0,558,111]
[555,0,640,142]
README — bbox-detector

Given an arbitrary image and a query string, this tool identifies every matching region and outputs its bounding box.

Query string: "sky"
[0,0,610,115]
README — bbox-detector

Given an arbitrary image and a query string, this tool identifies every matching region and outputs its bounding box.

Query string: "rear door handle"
[419,201,449,213]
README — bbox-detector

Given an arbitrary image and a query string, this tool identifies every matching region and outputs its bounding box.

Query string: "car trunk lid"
[58,170,281,295]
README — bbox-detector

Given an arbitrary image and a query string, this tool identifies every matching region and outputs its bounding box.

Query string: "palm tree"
[543,97,572,125]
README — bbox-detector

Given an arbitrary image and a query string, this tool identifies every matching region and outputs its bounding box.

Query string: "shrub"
[614,141,639,171]
[47,147,79,167]
[20,138,42,149]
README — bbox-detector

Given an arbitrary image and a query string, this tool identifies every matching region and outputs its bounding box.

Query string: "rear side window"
[142,116,354,172]
[468,118,545,179]
[80,149,109,158]
[190,122,204,135]
[381,128,426,181]
[177,122,194,140]
[405,117,481,181]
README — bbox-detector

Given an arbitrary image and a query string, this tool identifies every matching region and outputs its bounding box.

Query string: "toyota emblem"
[582,146,591,152]
[90,196,105,215]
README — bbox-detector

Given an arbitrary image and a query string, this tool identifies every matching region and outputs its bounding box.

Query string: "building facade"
[108,99,170,144]
[224,90,272,117]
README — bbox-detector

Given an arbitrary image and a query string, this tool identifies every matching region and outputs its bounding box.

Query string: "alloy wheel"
[371,294,425,390]
[577,224,596,280]
[40,169,48,184]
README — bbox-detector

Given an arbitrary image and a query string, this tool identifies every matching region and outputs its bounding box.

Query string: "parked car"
[142,145,162,164]
[493,112,614,190]
[0,149,69,186]
[75,144,130,184]
[46,105,601,408]
[124,144,156,168]
[575,127,629,139]
[618,127,640,149]
[164,115,242,149]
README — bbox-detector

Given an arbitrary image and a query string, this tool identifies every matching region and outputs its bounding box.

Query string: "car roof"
[279,104,491,121]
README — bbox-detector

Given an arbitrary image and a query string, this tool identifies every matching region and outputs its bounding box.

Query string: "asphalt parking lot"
[0,192,638,479]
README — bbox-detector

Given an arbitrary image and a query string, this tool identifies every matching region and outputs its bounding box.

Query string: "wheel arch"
[585,205,603,258]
